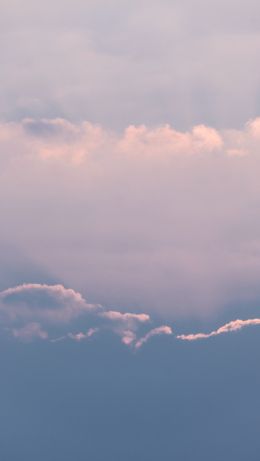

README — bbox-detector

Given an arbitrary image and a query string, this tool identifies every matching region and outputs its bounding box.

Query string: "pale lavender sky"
[1,0,260,128]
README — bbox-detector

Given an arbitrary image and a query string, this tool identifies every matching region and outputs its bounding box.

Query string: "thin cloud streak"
[135,326,173,349]
[68,328,99,342]
[177,318,260,341]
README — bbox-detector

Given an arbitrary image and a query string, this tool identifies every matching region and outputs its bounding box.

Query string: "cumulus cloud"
[0,283,159,347]
[0,283,99,323]
[177,318,260,341]
[1,116,260,163]
[2,282,260,349]
[0,117,227,164]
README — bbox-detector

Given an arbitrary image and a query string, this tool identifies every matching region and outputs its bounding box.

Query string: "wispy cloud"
[101,311,150,323]
[177,318,260,341]
[11,322,48,341]
[135,326,173,349]
[68,328,99,342]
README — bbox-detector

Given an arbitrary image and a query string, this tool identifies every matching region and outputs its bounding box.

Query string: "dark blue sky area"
[1,329,259,460]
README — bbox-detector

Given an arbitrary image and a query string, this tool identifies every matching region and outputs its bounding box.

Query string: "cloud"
[135,326,173,349]
[121,330,137,346]
[101,311,150,324]
[177,318,260,341]
[11,322,48,341]
[1,0,260,129]
[68,328,99,342]
[0,283,159,347]
[2,282,260,349]
[0,118,224,168]
[3,118,260,318]
[0,283,99,323]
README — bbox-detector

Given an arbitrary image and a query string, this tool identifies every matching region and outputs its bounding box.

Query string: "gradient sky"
[1,1,260,460]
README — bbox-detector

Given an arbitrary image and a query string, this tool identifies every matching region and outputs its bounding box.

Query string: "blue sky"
[1,1,260,459]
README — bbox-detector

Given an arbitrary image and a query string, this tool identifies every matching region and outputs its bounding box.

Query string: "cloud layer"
[1,0,260,129]
[2,118,260,318]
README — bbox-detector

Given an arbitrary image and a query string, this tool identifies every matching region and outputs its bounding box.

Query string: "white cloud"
[177,318,260,341]
[101,311,150,323]
[2,283,260,348]
[0,283,157,347]
[135,326,173,349]
[0,283,99,323]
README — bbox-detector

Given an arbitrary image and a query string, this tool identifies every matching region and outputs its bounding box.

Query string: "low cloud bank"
[0,283,171,349]
[2,282,260,349]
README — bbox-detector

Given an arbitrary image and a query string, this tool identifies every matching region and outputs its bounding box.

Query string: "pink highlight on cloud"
[119,123,222,158]
[101,311,150,323]
[121,330,136,346]
[68,328,99,342]
[0,283,99,323]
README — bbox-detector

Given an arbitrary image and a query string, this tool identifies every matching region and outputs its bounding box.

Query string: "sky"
[1,1,260,459]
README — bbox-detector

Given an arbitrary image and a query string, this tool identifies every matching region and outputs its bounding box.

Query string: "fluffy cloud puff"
[0,283,98,323]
